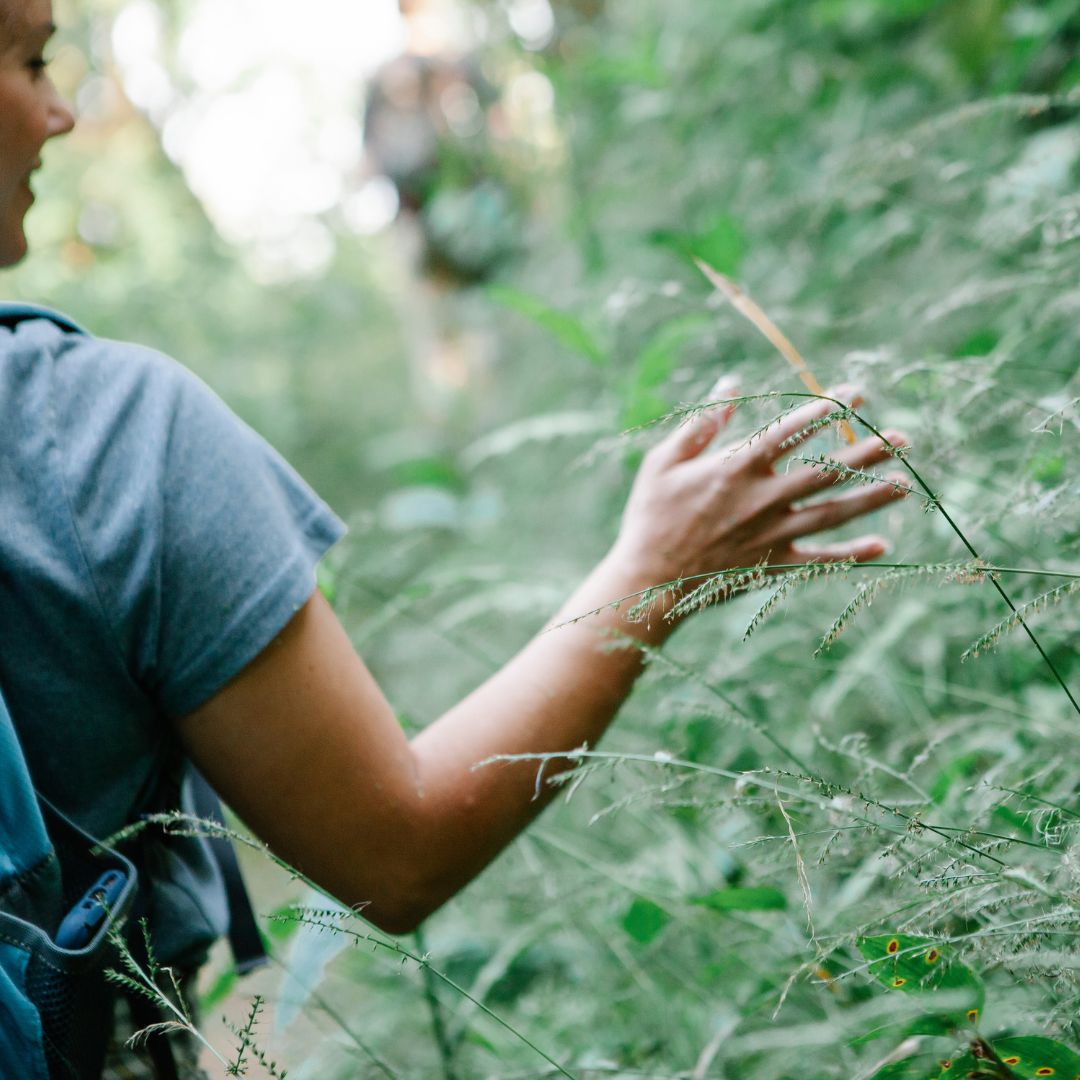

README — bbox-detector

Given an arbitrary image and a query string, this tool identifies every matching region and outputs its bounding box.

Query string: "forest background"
[7,0,1080,1077]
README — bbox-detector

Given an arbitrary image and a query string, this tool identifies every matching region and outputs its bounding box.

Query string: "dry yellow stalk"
[694,257,857,445]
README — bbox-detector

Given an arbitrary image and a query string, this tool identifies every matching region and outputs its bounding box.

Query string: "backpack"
[0,680,138,1079]
[0,304,267,1078]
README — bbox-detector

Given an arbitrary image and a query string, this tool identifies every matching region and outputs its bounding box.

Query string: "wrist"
[588,545,685,644]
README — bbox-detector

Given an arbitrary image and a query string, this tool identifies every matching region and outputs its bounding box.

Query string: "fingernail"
[825,383,858,402]
[707,376,739,402]
[885,471,910,496]
[691,409,720,434]
[881,430,908,449]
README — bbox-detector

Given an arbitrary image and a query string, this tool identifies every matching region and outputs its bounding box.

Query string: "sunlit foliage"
[7,0,1080,1076]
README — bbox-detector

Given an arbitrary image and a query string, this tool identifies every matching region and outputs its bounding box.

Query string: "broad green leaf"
[935,1053,992,1077]
[620,388,670,429]
[621,897,670,944]
[869,1055,940,1078]
[952,329,999,357]
[858,935,984,1023]
[632,315,710,390]
[619,315,709,429]
[197,967,237,1012]
[688,215,747,276]
[693,886,788,912]
[991,1035,1080,1078]
[393,455,466,492]
[906,1014,972,1038]
[1027,451,1065,485]
[650,216,746,276]
[851,1018,914,1047]
[488,285,606,366]
[870,1050,992,1079]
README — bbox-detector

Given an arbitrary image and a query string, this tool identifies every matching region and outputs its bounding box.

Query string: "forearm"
[179,391,904,935]
[403,548,674,918]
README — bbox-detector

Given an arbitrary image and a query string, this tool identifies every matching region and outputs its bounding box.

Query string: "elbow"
[343,876,444,937]
[363,904,427,937]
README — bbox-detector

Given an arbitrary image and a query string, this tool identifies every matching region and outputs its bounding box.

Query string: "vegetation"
[8,0,1080,1076]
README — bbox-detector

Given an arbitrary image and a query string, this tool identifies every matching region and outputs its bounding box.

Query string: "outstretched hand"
[176,384,911,935]
[609,386,909,600]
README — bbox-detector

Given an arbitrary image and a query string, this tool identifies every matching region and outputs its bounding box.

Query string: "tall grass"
[11,0,1080,1075]
[280,3,1080,1075]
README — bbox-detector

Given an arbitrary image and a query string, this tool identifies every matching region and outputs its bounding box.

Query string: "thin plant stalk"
[414,926,460,1080]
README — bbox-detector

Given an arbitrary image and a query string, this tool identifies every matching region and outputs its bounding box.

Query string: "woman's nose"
[47,81,76,138]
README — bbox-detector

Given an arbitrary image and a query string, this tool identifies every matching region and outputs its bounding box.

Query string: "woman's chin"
[0,229,29,270]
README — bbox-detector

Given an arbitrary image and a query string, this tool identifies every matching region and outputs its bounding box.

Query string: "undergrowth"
[16,0,1080,1076]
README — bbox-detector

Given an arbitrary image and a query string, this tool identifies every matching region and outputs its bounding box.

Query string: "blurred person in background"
[363,48,516,418]
[0,0,909,1075]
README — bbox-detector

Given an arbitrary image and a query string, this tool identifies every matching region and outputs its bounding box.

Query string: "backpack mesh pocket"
[0,802,136,1079]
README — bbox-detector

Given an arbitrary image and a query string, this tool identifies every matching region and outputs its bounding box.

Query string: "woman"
[0,0,907,1073]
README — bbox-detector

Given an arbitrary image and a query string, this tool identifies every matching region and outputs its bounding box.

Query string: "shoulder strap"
[0,684,138,1079]
[187,773,268,975]
[0,302,87,335]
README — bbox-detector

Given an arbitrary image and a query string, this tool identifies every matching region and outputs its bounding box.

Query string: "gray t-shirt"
[0,307,345,965]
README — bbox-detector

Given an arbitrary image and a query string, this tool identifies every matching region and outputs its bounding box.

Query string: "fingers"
[645,378,738,471]
[750,385,861,465]
[785,534,890,565]
[772,429,907,503]
[764,471,908,545]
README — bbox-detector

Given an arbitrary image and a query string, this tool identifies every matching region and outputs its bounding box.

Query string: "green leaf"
[858,935,984,1023]
[1027,451,1065,486]
[650,216,746,276]
[618,314,709,429]
[621,898,670,944]
[197,967,238,1012]
[952,329,999,357]
[935,1053,993,1078]
[633,315,709,389]
[868,1056,936,1078]
[688,215,747,276]
[393,455,466,492]
[620,389,670,429]
[869,1050,993,1079]
[991,1035,1080,1078]
[316,562,338,607]
[693,886,788,912]
[488,285,607,366]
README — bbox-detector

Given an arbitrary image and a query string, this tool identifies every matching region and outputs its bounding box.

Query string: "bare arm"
[176,391,907,933]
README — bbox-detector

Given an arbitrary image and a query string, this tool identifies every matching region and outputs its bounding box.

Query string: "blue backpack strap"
[0,697,54,1080]
[0,303,87,335]
[0,686,138,1079]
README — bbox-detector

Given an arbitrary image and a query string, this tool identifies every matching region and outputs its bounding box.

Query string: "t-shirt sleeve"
[50,332,346,718]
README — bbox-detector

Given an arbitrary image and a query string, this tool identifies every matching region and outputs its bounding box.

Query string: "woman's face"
[0,0,74,268]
